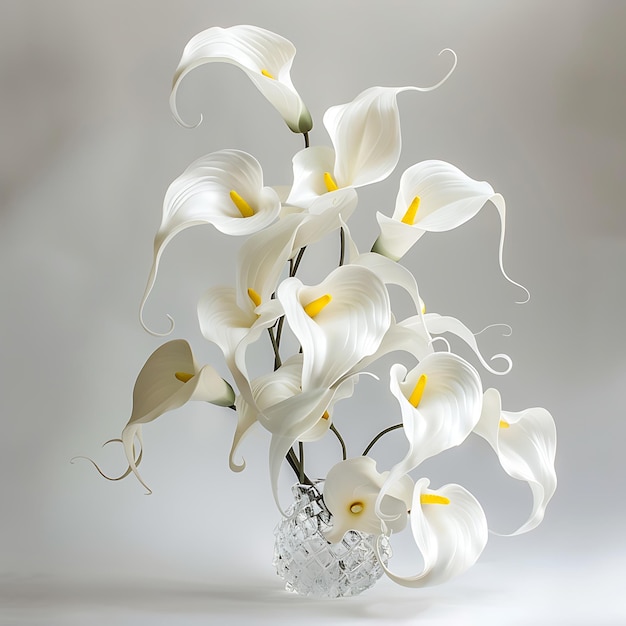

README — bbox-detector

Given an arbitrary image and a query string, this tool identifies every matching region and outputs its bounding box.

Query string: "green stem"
[339,227,345,266]
[362,423,404,456]
[286,447,311,485]
[291,247,306,277]
[303,131,310,148]
[268,326,282,369]
[330,423,347,461]
[274,316,286,362]
[298,441,305,484]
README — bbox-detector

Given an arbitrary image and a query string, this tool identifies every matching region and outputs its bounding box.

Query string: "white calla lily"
[118,340,234,492]
[378,352,482,517]
[379,478,488,587]
[277,264,391,391]
[287,54,456,208]
[171,25,312,133]
[323,457,414,543]
[141,149,281,335]
[373,160,529,301]
[474,388,557,534]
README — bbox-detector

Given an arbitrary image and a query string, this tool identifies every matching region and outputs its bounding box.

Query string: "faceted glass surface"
[273,482,392,598]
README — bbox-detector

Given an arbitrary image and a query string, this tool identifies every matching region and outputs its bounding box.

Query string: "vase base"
[273,483,391,598]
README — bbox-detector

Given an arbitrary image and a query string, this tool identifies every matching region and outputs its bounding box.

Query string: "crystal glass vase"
[273,482,392,598]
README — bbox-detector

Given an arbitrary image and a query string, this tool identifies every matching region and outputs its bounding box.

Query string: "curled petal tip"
[489,353,513,375]
[174,112,203,130]
[426,49,457,90]
[139,312,176,338]
[429,336,451,352]
[439,47,457,60]
[475,323,513,338]
[229,457,246,473]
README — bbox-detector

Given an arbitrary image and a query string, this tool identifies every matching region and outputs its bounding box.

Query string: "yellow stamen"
[421,301,426,314]
[349,502,364,514]
[420,493,450,506]
[304,294,332,318]
[321,411,330,420]
[408,374,428,408]
[261,68,275,79]
[175,371,194,383]
[401,196,421,225]
[499,420,511,429]
[247,288,262,308]
[229,190,254,218]
[323,172,339,192]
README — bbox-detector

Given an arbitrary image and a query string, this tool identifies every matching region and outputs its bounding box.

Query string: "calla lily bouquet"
[82,25,556,593]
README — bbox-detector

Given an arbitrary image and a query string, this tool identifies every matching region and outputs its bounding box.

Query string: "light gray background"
[1,1,625,624]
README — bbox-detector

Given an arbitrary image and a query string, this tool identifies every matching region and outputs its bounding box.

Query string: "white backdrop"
[1,1,625,624]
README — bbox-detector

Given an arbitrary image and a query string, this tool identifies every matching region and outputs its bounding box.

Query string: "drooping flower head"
[474,388,557,534]
[378,478,489,587]
[141,149,281,335]
[171,25,312,133]
[373,159,529,302]
[82,340,235,493]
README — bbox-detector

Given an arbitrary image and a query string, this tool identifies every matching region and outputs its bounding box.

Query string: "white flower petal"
[332,220,434,368]
[286,146,336,208]
[128,340,234,426]
[355,251,425,316]
[277,265,391,390]
[228,394,258,472]
[198,286,254,358]
[393,160,495,230]
[474,388,557,535]
[291,188,358,250]
[380,478,488,587]
[374,160,530,302]
[372,211,425,261]
[323,457,413,543]
[171,25,312,133]
[264,387,336,514]
[358,318,434,370]
[324,54,456,189]
[298,375,356,443]
[158,150,280,238]
[218,304,290,475]
[141,150,280,334]
[237,213,301,311]
[378,353,482,516]
[120,340,234,491]
[248,361,357,514]
[198,286,283,412]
